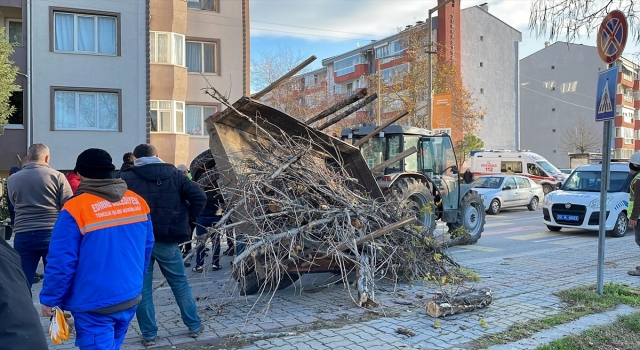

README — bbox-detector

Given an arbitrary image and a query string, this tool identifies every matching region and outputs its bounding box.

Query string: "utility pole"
[427,0,455,129]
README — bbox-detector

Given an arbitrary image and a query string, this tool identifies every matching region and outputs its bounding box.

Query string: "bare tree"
[561,117,601,154]
[529,0,640,44]
[251,45,334,122]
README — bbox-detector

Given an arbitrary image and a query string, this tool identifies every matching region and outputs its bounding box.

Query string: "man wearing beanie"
[628,152,640,276]
[120,144,206,346]
[40,148,155,349]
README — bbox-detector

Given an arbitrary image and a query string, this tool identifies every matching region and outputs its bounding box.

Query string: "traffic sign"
[597,10,628,63]
[595,66,619,121]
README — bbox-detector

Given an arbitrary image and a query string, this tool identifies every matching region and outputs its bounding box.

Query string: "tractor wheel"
[389,178,437,236]
[447,190,486,245]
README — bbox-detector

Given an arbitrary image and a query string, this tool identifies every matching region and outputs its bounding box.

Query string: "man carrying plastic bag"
[40,149,154,349]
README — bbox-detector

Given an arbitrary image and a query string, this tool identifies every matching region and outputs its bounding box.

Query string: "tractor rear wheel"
[389,178,437,236]
[447,190,486,245]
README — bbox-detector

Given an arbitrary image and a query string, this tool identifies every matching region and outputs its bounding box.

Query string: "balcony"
[620,72,634,88]
[616,94,635,108]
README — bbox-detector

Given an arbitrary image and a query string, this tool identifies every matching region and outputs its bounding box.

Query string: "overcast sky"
[248,0,640,69]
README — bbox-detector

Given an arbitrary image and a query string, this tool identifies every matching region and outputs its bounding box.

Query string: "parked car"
[472,175,545,214]
[542,163,631,237]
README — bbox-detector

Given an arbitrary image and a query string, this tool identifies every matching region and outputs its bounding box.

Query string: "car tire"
[606,212,628,238]
[542,184,554,195]
[527,197,539,211]
[546,225,562,232]
[487,199,501,215]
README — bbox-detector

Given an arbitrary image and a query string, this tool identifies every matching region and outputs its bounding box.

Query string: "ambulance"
[469,150,567,195]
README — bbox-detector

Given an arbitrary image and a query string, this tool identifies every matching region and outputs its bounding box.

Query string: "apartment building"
[149,0,249,165]
[0,0,147,173]
[298,3,521,150]
[0,0,249,174]
[520,42,639,168]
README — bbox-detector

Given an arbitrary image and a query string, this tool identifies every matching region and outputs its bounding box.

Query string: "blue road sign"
[595,66,619,121]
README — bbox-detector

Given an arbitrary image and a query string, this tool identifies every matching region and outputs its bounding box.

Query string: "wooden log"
[306,89,368,126]
[353,110,409,148]
[370,146,417,174]
[317,93,378,130]
[426,288,493,318]
[251,55,317,100]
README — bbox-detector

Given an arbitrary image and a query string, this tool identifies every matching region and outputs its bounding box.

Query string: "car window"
[504,177,516,189]
[516,177,530,188]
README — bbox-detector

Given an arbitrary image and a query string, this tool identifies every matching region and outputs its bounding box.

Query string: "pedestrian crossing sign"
[595,66,619,121]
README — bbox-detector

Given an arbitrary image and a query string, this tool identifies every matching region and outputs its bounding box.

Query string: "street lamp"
[427,0,455,129]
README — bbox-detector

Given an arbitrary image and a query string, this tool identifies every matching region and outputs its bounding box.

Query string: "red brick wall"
[436,0,461,66]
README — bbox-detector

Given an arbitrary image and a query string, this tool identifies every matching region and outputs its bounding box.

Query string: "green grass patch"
[536,312,640,350]
[473,283,640,349]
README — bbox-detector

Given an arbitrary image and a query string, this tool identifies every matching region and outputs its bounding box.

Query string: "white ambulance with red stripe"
[469,150,567,195]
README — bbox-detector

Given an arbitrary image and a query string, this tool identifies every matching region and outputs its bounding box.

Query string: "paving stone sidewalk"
[31,234,640,350]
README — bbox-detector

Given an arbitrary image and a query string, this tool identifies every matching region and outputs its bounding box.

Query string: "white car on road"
[542,163,632,237]
[473,175,545,214]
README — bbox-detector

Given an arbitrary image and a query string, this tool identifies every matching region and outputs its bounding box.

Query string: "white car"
[473,175,545,214]
[542,163,631,237]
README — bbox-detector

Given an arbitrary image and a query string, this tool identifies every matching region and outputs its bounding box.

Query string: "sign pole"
[594,9,627,296]
[597,118,611,295]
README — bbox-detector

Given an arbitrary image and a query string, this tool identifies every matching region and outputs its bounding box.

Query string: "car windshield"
[473,176,504,189]
[537,161,561,175]
[562,170,629,192]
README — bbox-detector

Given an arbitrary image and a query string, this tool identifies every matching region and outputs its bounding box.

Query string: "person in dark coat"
[0,238,48,350]
[189,150,226,272]
[120,144,206,346]
[463,169,474,184]
[120,152,135,172]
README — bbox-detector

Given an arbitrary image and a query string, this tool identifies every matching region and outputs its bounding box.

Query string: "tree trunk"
[426,288,492,318]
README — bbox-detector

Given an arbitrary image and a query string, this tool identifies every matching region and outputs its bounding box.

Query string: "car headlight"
[543,194,553,206]
[480,194,486,200]
[589,196,613,209]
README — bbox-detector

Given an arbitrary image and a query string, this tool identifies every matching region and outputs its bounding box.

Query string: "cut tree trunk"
[426,288,493,318]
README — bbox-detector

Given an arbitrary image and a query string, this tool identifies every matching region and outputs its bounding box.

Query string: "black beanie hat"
[75,148,115,179]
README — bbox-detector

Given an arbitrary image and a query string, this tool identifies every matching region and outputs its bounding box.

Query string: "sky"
[248,0,640,72]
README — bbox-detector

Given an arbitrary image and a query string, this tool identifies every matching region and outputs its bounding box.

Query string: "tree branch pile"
[194,87,472,307]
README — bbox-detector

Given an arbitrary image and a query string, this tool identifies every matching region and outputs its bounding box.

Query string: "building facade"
[304,4,521,150]
[459,5,522,150]
[520,42,639,168]
[0,0,249,174]
[148,0,250,165]
[1,0,147,172]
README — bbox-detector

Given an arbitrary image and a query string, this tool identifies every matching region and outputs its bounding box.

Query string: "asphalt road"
[448,206,636,263]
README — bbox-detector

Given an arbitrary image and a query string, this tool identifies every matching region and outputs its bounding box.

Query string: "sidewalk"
[33,234,640,350]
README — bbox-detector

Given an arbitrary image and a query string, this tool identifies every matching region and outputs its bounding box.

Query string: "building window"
[480,88,484,94]
[6,18,23,46]
[551,66,555,69]
[381,63,408,83]
[53,89,120,131]
[150,32,185,66]
[335,54,367,77]
[480,35,483,41]
[187,0,218,11]
[150,100,185,133]
[186,41,217,73]
[479,62,483,67]
[186,105,218,137]
[7,90,23,125]
[552,108,556,111]
[552,129,556,132]
[53,11,117,55]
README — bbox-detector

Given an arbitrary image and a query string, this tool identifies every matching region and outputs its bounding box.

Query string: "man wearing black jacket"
[0,239,48,350]
[120,144,206,347]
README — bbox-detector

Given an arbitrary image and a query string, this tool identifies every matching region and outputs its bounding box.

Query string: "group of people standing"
[0,143,227,350]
